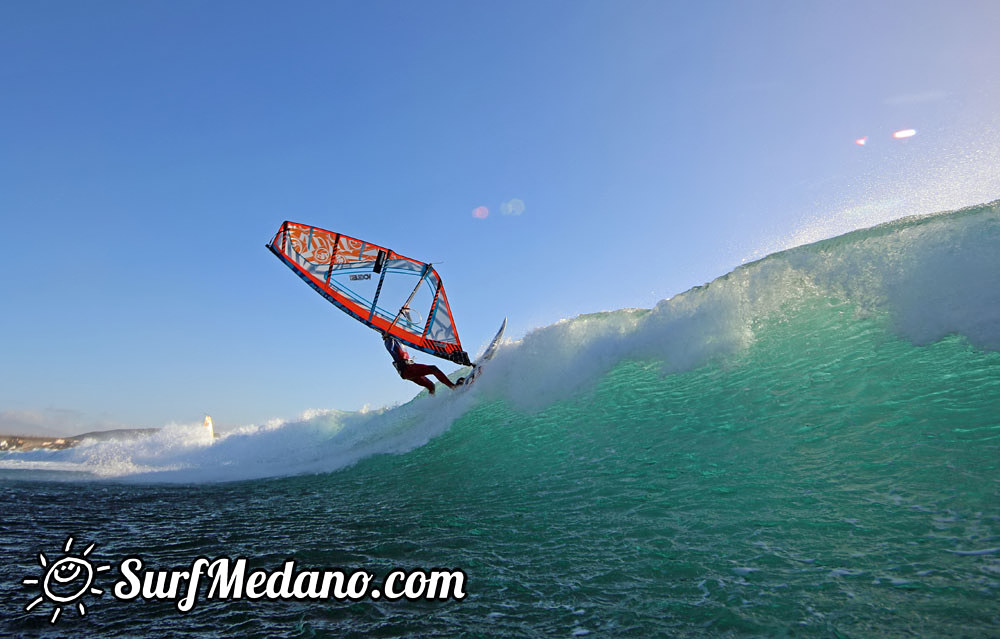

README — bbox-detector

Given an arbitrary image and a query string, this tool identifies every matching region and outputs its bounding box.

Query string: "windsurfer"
[383,333,464,394]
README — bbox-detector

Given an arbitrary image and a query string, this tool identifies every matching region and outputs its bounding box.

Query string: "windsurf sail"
[267,221,472,366]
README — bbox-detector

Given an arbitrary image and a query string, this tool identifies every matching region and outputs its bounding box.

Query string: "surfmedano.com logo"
[22,536,113,623]
[22,535,466,625]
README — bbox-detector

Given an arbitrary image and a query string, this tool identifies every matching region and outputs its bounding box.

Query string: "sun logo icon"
[22,536,112,624]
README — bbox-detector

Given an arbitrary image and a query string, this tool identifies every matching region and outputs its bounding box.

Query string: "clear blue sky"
[2,1,998,435]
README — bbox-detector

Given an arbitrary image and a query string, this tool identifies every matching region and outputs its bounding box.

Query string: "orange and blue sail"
[267,221,472,366]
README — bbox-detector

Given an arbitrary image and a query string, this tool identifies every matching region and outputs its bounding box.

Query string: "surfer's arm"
[383,335,412,362]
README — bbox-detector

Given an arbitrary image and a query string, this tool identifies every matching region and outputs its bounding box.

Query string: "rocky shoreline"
[0,429,160,452]
[0,435,78,451]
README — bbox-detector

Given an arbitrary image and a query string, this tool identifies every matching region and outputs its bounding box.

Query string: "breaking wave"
[3,200,998,483]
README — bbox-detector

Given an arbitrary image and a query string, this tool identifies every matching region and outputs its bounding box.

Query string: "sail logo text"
[113,557,467,611]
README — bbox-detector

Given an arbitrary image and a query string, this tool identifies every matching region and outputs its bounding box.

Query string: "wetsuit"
[384,335,455,393]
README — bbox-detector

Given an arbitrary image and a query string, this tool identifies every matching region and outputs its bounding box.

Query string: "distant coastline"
[0,428,159,452]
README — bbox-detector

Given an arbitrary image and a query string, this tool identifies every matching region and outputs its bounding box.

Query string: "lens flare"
[855,137,868,146]
[472,206,489,219]
[893,129,917,139]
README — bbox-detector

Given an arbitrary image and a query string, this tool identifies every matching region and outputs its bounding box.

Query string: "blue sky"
[2,1,999,435]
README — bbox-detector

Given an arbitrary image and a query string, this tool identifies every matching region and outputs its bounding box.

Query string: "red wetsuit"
[384,335,455,394]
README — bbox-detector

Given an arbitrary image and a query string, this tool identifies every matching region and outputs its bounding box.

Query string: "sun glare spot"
[893,129,917,139]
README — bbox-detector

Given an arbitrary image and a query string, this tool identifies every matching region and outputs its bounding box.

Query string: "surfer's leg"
[411,376,436,395]
[400,365,440,394]
[425,365,457,389]
[404,364,457,389]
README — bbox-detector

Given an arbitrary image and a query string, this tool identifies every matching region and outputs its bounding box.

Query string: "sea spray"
[2,200,998,483]
[2,202,998,637]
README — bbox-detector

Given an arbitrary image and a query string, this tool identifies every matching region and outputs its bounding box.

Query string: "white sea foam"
[478,201,1000,410]
[2,202,997,482]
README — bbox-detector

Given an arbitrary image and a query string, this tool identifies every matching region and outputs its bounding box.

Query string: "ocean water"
[2,202,998,637]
